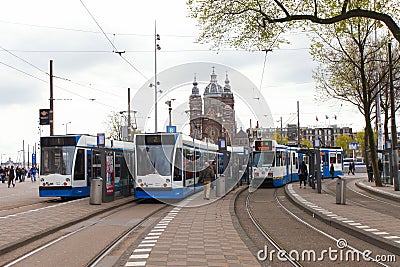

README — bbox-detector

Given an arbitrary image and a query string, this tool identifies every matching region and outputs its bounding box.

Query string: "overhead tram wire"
[0,60,47,83]
[0,44,49,75]
[0,59,119,109]
[79,0,148,81]
[258,1,304,92]
[0,19,197,38]
[1,45,121,98]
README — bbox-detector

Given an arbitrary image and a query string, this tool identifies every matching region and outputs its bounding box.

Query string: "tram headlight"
[65,178,70,182]
[40,178,44,182]
[137,179,142,184]
[166,179,171,183]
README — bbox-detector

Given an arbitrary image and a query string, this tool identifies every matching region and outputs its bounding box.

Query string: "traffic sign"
[166,126,176,133]
[349,142,359,150]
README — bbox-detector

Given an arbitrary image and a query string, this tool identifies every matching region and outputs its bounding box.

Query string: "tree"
[310,11,387,185]
[301,139,313,148]
[187,0,400,49]
[103,111,124,141]
[336,134,353,157]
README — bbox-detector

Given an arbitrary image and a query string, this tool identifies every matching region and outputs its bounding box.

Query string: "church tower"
[189,68,236,145]
[189,76,202,139]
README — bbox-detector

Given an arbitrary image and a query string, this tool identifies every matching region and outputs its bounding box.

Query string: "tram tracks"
[2,200,168,267]
[86,203,168,267]
[243,187,393,266]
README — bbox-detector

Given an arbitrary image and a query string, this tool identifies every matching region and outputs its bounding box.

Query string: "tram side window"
[183,149,194,180]
[337,153,342,164]
[173,148,182,181]
[73,149,85,180]
[292,153,298,169]
[276,151,282,167]
[330,153,336,164]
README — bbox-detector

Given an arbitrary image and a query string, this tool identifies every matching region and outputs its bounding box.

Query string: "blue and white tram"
[252,140,335,187]
[251,140,293,187]
[320,147,344,178]
[39,135,135,199]
[134,133,221,199]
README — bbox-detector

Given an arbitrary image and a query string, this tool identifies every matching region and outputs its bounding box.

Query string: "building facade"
[189,68,236,145]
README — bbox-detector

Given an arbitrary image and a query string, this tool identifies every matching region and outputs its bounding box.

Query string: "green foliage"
[301,139,313,148]
[187,0,400,50]
[335,134,353,156]
[355,131,365,151]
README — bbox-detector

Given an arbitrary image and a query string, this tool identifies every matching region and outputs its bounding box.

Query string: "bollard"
[90,177,103,205]
[336,178,346,204]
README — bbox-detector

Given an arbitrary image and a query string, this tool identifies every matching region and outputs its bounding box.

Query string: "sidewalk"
[123,186,260,267]
[285,175,400,255]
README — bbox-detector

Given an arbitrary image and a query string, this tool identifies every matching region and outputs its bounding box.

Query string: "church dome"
[204,68,223,96]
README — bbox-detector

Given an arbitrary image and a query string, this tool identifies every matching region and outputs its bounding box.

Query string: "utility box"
[216,175,226,197]
[336,179,346,204]
[90,177,103,205]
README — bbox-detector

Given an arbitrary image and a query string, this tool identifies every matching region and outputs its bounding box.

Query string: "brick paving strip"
[125,188,261,267]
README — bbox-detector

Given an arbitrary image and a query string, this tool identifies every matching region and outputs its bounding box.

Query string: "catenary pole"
[50,60,54,136]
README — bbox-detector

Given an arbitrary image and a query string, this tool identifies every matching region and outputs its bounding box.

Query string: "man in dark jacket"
[8,166,15,188]
[200,161,214,200]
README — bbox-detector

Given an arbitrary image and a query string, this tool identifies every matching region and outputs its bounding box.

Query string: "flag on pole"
[316,116,318,121]
[334,115,337,120]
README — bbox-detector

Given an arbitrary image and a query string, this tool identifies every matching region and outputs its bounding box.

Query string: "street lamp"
[149,21,161,133]
[165,99,176,126]
[62,121,71,135]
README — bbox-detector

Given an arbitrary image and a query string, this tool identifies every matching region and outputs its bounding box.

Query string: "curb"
[355,182,400,202]
[284,186,400,256]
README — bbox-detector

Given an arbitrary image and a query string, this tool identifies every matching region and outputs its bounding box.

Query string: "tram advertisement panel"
[106,153,114,194]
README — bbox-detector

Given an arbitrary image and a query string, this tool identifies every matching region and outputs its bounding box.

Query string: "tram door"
[72,148,85,187]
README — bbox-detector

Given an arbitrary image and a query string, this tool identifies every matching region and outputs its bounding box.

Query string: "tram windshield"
[41,146,75,175]
[252,151,275,167]
[136,145,174,176]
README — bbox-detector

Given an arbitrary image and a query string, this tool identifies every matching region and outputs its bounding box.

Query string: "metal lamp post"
[149,21,161,133]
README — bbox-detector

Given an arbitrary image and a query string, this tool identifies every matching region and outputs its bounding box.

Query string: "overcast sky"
[0,0,365,163]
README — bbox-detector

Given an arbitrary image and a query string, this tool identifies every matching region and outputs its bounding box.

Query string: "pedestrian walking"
[367,162,374,182]
[378,159,383,181]
[299,161,308,188]
[30,166,37,182]
[8,166,15,188]
[21,167,26,182]
[330,163,335,179]
[0,166,5,183]
[348,162,355,175]
[16,166,22,182]
[200,161,214,200]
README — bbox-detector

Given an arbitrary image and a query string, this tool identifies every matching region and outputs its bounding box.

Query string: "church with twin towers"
[188,67,243,146]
